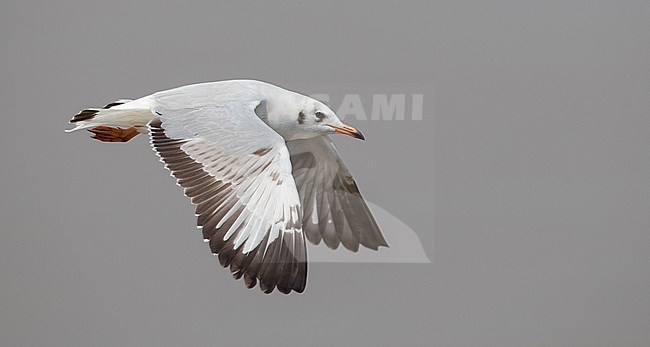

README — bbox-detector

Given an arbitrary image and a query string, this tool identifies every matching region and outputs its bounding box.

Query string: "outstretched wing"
[149,100,306,294]
[287,135,388,252]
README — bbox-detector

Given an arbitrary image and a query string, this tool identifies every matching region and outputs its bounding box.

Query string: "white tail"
[66,98,154,133]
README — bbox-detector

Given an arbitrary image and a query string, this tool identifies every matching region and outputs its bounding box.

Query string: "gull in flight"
[67,80,388,294]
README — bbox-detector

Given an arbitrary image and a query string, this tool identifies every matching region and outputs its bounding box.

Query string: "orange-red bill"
[329,124,365,140]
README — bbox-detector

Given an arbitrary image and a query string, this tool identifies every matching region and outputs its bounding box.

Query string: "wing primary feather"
[149,109,307,294]
[287,136,388,253]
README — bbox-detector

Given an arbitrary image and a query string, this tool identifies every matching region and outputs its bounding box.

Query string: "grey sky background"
[1,1,649,346]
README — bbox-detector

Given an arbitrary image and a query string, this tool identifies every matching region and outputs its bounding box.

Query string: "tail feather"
[102,99,133,109]
[69,99,134,123]
[70,109,101,123]
[66,99,153,133]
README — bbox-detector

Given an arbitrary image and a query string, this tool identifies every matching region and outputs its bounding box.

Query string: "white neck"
[263,91,314,141]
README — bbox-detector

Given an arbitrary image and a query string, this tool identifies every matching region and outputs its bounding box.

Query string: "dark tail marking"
[70,99,131,123]
[70,109,99,123]
[103,101,127,109]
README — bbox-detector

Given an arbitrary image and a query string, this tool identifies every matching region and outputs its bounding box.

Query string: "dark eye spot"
[298,111,306,124]
[315,111,326,122]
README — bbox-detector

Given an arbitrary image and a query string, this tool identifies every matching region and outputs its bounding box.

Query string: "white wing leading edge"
[149,100,306,294]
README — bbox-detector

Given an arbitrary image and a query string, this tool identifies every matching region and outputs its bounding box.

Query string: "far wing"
[287,135,388,251]
[149,100,306,294]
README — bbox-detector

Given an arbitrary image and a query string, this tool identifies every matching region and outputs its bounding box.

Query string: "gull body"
[68,79,386,294]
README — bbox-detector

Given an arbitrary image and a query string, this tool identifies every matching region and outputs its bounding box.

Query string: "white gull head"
[261,87,364,141]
